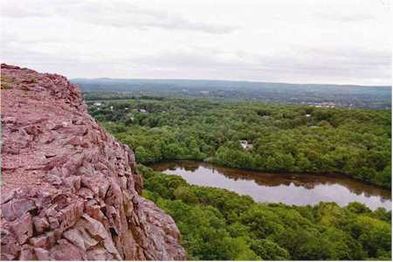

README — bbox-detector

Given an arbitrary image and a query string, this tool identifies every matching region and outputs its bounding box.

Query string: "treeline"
[140,166,392,260]
[89,98,391,187]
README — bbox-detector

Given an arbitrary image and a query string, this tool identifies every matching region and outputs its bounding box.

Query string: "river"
[151,160,392,210]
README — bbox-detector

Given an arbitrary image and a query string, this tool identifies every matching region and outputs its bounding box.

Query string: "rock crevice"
[0,64,185,260]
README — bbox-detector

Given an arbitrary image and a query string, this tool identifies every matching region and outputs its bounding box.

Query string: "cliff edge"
[0,64,185,260]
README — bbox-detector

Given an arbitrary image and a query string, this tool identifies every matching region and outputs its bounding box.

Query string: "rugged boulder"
[0,64,185,260]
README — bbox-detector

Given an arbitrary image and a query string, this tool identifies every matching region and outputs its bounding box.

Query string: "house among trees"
[240,140,253,150]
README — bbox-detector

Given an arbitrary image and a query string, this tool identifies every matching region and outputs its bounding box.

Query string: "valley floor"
[88,97,391,188]
[87,96,392,260]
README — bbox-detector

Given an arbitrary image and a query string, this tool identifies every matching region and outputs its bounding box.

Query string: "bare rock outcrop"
[0,64,185,260]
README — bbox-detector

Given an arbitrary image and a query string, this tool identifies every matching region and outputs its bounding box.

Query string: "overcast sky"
[1,0,391,85]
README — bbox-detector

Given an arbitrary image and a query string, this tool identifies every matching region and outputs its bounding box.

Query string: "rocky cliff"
[0,64,185,260]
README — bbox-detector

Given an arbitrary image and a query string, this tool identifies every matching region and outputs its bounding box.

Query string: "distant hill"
[72,78,391,109]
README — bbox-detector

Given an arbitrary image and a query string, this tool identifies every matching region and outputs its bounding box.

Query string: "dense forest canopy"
[88,97,391,188]
[140,166,391,260]
[86,93,391,260]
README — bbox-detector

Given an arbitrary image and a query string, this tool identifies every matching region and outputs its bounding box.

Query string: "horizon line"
[70,77,391,88]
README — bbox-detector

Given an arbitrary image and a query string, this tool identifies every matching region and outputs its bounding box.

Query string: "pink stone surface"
[0,64,185,260]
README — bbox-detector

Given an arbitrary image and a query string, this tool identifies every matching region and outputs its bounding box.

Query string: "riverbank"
[149,157,392,190]
[149,160,391,210]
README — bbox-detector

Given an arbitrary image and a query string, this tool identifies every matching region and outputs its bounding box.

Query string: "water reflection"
[151,160,392,210]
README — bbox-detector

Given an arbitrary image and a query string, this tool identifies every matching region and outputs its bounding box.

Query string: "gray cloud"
[126,47,391,85]
[0,0,238,34]
[316,12,375,22]
[0,0,390,85]
[78,3,238,34]
[0,4,50,18]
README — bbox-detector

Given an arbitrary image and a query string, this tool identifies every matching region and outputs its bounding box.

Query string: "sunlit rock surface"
[0,64,185,260]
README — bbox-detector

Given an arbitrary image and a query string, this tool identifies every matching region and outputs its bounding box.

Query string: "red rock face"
[0,64,185,260]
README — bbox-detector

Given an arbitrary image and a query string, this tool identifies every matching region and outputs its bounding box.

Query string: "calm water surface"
[151,161,392,210]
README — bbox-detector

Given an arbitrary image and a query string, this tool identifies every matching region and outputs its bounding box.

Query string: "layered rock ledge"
[0,64,185,260]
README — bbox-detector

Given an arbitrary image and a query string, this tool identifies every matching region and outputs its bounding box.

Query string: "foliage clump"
[139,166,391,260]
[90,98,391,188]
